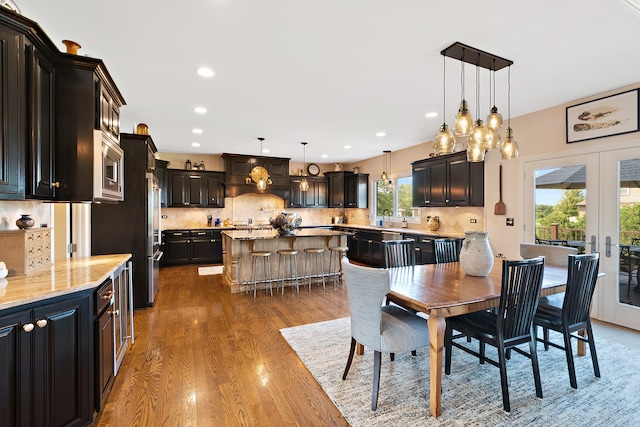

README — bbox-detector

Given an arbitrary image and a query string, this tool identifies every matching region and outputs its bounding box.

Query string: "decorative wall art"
[566,89,639,143]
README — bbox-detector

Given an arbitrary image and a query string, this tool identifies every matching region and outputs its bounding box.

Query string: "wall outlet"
[506,218,514,226]
[161,215,168,219]
[470,218,477,223]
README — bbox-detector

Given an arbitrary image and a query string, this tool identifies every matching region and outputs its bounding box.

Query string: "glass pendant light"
[454,57,474,137]
[433,56,457,155]
[300,142,309,192]
[500,66,519,159]
[381,150,392,188]
[247,137,272,190]
[466,66,487,162]
[485,67,502,150]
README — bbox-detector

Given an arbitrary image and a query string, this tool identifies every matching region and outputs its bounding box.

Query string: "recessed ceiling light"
[262,149,270,153]
[196,67,214,77]
[191,142,200,147]
[192,128,203,134]
[194,107,207,114]
[425,112,438,118]
[321,154,328,158]
[376,132,386,137]
[344,145,351,149]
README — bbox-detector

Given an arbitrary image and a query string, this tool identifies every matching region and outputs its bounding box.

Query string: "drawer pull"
[102,290,114,300]
[36,319,47,328]
[23,323,35,332]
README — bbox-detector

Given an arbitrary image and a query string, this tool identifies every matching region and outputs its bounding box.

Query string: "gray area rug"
[280,317,640,426]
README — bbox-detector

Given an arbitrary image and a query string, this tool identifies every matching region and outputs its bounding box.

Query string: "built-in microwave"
[94,130,124,202]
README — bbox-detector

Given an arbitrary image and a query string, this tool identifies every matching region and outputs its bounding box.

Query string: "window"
[374,176,415,220]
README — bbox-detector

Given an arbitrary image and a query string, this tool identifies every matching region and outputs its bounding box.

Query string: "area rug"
[280,317,640,426]
[197,266,224,275]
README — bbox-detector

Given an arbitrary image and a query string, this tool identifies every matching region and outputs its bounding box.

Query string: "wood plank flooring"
[94,265,351,426]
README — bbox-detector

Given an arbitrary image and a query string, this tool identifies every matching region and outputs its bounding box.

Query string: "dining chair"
[620,240,640,297]
[444,257,545,412]
[434,238,460,263]
[341,258,429,411]
[520,243,578,307]
[382,239,416,268]
[533,253,600,389]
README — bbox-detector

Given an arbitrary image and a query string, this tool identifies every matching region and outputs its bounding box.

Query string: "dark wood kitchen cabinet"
[0,291,93,427]
[164,229,223,265]
[325,171,368,208]
[167,169,225,208]
[155,159,169,207]
[289,176,328,208]
[412,151,484,207]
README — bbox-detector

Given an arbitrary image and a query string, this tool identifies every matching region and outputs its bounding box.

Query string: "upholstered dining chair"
[444,257,546,412]
[533,253,601,389]
[434,238,460,264]
[382,239,416,268]
[341,258,429,411]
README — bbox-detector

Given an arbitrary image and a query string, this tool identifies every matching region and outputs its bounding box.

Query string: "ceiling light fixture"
[433,55,456,155]
[500,66,519,159]
[300,142,309,192]
[376,132,386,137]
[245,137,272,191]
[194,107,207,114]
[425,112,438,118]
[466,65,490,162]
[192,128,203,134]
[485,62,503,150]
[191,142,200,147]
[381,150,392,189]
[196,67,214,77]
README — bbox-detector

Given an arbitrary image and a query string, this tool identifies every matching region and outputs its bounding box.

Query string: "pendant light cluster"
[299,142,309,192]
[434,42,519,162]
[380,150,392,189]
[245,137,272,191]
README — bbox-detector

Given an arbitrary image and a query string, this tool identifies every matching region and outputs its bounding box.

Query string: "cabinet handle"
[197,232,206,235]
[425,200,430,203]
[102,290,114,300]
[51,182,60,188]
[110,310,120,316]
[23,323,35,332]
[415,248,421,252]
[36,319,47,328]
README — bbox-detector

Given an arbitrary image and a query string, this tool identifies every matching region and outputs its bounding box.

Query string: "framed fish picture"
[566,89,639,143]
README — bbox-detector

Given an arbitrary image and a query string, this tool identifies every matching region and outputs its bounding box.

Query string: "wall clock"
[307,163,320,176]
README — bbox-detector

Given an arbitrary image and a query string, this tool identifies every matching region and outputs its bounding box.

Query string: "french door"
[525,148,640,331]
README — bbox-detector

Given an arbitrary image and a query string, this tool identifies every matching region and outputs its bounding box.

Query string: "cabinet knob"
[415,248,421,252]
[51,182,60,188]
[425,200,430,203]
[445,199,450,203]
[23,323,35,332]
[36,319,48,328]
[110,310,120,316]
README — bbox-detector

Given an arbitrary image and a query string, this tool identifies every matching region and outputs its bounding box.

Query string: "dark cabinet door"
[204,172,224,207]
[164,231,191,264]
[345,174,368,208]
[168,171,188,206]
[26,44,56,199]
[188,174,205,206]
[412,163,428,206]
[155,159,169,207]
[0,310,33,427]
[0,26,24,199]
[289,177,304,208]
[211,231,223,263]
[429,160,447,206]
[191,231,214,262]
[327,172,346,208]
[315,178,328,207]
[95,303,115,412]
[447,156,471,205]
[290,177,328,208]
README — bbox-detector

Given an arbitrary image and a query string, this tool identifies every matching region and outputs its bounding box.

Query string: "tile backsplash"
[0,200,52,230]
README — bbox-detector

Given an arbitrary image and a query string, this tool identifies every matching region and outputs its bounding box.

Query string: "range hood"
[222,153,291,199]
[223,183,290,200]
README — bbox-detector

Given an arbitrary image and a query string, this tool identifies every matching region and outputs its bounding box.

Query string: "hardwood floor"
[94,265,351,426]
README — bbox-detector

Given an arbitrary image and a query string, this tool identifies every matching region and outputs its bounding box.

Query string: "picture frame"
[566,89,639,143]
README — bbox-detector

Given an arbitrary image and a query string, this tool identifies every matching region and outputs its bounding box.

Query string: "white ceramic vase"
[459,231,494,276]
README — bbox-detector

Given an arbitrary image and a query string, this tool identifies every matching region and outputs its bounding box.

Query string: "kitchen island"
[222,228,350,293]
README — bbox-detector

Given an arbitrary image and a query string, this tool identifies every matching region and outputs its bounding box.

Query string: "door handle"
[590,235,597,253]
[605,236,611,258]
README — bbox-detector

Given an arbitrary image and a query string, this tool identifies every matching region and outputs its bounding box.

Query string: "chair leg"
[586,321,601,378]
[342,337,357,380]
[563,327,578,389]
[497,342,511,412]
[390,353,395,361]
[444,324,453,375]
[411,350,417,356]
[529,336,543,399]
[543,327,550,351]
[372,350,382,411]
[479,341,486,364]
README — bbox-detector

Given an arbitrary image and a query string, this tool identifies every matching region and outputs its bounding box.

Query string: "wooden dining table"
[384,260,569,417]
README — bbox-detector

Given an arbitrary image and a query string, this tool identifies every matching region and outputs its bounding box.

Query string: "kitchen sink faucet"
[382,209,391,227]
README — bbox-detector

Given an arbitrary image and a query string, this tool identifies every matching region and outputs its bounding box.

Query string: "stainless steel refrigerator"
[91,133,162,308]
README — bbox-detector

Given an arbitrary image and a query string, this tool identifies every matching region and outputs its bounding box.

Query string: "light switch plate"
[506,218,514,226]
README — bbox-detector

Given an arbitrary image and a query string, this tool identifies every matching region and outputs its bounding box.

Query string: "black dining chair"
[533,253,601,389]
[444,257,545,412]
[382,239,416,268]
[434,238,460,263]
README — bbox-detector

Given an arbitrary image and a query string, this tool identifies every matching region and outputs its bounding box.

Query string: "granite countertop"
[0,254,132,311]
[222,228,351,241]
[332,224,465,238]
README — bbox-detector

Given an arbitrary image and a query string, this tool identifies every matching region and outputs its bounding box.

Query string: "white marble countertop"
[0,254,132,311]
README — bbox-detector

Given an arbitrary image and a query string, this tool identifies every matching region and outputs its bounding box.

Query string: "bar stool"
[276,249,299,294]
[303,247,326,289]
[328,246,348,288]
[249,251,272,298]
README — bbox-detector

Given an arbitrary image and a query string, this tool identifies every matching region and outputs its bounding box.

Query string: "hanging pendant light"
[466,65,488,162]
[247,137,272,190]
[381,150,392,188]
[300,142,309,192]
[500,66,519,159]
[433,56,457,155]
[485,67,502,150]
[454,57,474,137]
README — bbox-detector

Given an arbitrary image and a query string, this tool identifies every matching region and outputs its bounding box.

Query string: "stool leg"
[265,257,272,296]
[251,256,257,299]
[278,255,284,295]
[291,255,299,292]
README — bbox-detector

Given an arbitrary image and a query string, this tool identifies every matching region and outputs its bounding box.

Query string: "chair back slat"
[382,239,416,268]
[498,257,545,340]
[434,239,460,264]
[563,253,600,327]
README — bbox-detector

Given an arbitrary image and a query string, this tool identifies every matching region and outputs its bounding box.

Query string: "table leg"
[427,313,445,417]
[578,329,586,356]
[356,343,364,355]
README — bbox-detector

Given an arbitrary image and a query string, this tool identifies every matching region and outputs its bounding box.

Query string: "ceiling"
[15,0,640,164]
